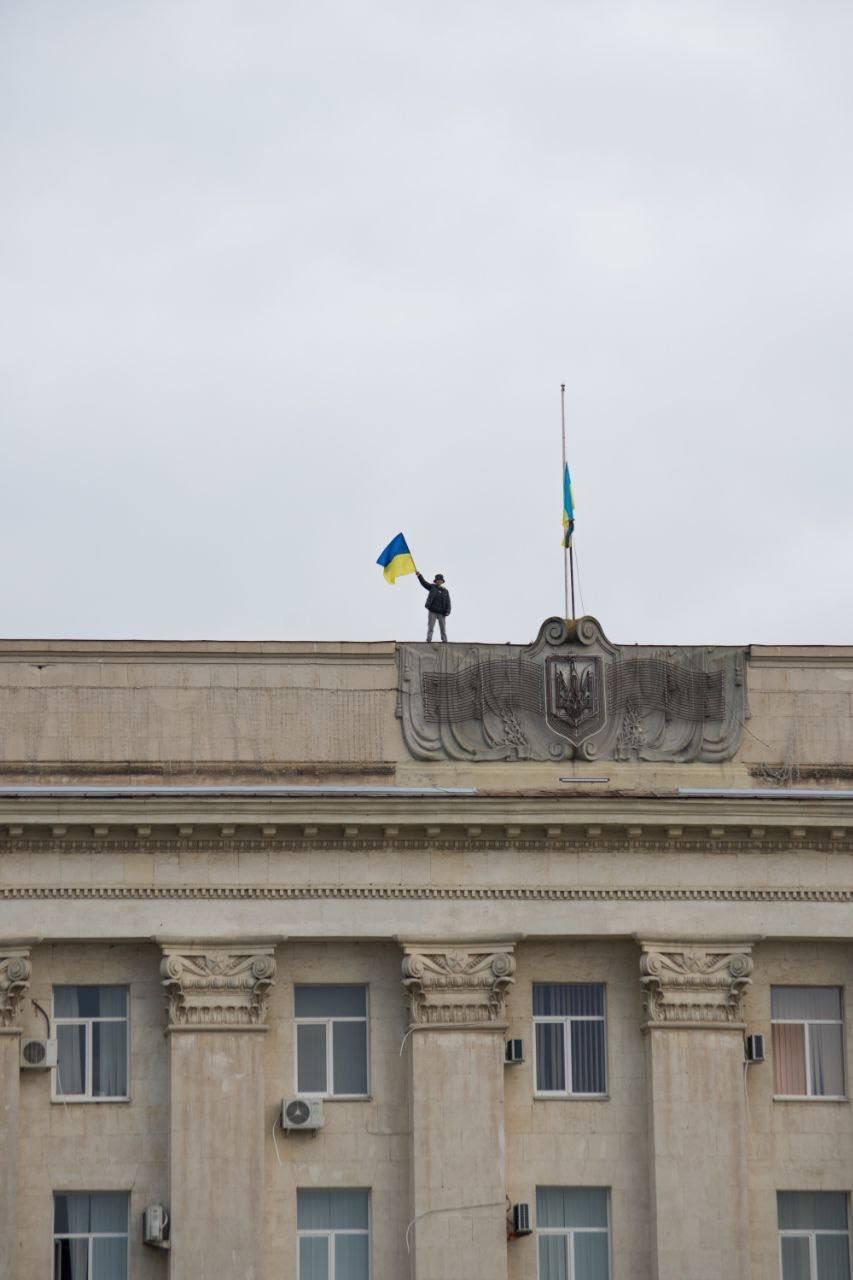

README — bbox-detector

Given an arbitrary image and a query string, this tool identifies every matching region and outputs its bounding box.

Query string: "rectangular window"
[295,986,368,1097]
[53,987,129,1101]
[297,1188,370,1280]
[537,1187,610,1280]
[533,983,606,1096]
[778,1191,850,1280]
[53,1191,128,1279]
[771,988,845,1099]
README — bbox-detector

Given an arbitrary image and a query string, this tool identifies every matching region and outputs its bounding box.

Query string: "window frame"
[51,986,130,1104]
[532,983,608,1099]
[293,984,370,1100]
[52,1190,129,1280]
[778,1224,852,1279]
[771,985,846,1101]
[296,1189,371,1280]
[535,1188,612,1280]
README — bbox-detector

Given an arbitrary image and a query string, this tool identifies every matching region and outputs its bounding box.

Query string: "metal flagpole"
[560,384,576,621]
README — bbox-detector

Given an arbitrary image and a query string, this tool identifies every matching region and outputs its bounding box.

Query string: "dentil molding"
[639,940,754,1029]
[159,942,277,1031]
[401,941,516,1029]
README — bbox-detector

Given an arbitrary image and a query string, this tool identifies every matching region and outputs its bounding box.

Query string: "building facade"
[0,617,851,1280]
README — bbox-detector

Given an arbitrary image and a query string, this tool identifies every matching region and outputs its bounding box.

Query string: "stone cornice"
[638,940,754,1029]
[401,941,516,1028]
[0,947,32,1031]
[159,942,277,1031]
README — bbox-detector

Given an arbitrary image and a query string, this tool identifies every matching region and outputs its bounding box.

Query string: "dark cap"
[434,574,445,583]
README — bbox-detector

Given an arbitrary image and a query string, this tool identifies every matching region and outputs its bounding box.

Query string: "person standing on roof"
[416,571,451,643]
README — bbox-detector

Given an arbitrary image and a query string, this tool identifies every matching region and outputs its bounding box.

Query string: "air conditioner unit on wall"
[143,1205,170,1248]
[505,1038,524,1064]
[20,1038,57,1070]
[511,1204,533,1237]
[745,1033,766,1063]
[281,1097,325,1132]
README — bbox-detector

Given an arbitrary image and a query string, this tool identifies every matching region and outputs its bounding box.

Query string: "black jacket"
[417,573,451,616]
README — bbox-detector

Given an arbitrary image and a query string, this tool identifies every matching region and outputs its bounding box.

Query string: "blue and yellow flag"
[376,532,416,584]
[562,463,575,548]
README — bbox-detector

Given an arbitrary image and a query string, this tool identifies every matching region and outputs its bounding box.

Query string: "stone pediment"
[397,616,748,763]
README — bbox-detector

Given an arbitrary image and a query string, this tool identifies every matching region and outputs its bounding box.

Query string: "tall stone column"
[639,940,754,1280]
[0,946,32,1280]
[160,940,277,1280]
[401,941,515,1280]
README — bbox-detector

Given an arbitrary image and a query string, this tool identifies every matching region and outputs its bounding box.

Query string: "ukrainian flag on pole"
[562,463,575,548]
[376,533,416,584]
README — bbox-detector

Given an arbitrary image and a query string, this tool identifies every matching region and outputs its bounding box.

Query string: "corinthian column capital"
[401,940,516,1029]
[638,939,754,1029]
[159,941,277,1031]
[0,948,32,1032]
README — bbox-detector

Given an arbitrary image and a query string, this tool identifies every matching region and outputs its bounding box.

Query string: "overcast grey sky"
[2,1,851,645]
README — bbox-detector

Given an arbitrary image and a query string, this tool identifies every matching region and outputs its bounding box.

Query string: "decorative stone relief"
[639,941,754,1027]
[401,942,516,1027]
[397,615,748,762]
[160,943,276,1030]
[0,950,32,1030]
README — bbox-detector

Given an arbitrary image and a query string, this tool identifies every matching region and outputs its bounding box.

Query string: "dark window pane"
[535,1023,565,1091]
[536,1188,608,1230]
[816,1233,851,1280]
[297,1024,327,1093]
[92,1023,128,1097]
[780,1236,810,1280]
[332,1021,368,1095]
[779,1192,849,1232]
[56,1025,86,1095]
[55,986,127,1019]
[297,1190,368,1232]
[295,986,366,1018]
[55,1239,89,1280]
[571,1020,606,1094]
[533,983,604,1017]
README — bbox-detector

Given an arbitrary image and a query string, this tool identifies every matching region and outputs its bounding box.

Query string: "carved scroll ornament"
[0,950,32,1030]
[402,942,516,1028]
[397,615,748,763]
[639,941,753,1028]
[160,943,276,1030]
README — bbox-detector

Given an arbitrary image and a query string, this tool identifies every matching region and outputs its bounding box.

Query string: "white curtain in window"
[538,1235,568,1280]
[574,1231,609,1280]
[810,1024,845,1097]
[335,1233,369,1280]
[772,988,842,1022]
[299,1236,329,1280]
[57,1024,86,1095]
[93,1022,128,1097]
[537,1187,608,1230]
[92,1237,127,1280]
